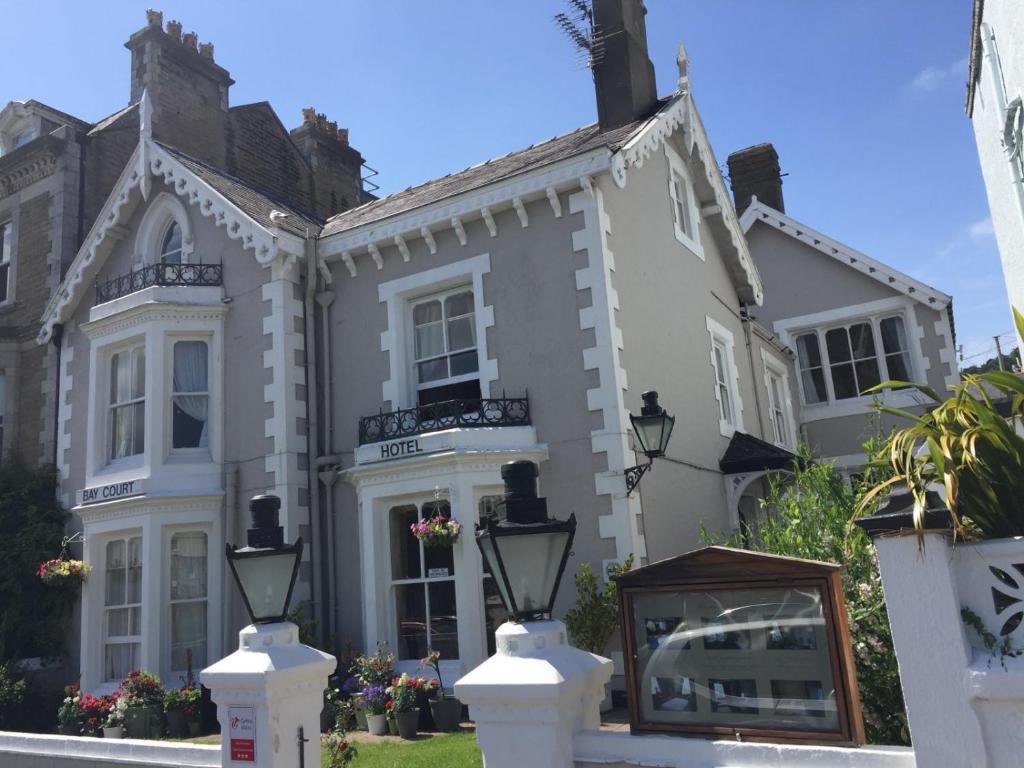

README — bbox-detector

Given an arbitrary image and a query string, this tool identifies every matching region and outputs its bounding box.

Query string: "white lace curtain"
[173,341,209,448]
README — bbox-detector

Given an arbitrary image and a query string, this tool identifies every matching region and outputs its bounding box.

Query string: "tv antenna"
[554,0,607,71]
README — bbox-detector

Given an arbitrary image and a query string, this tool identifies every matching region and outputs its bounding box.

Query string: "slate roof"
[88,103,139,135]
[157,142,322,238]
[320,105,666,237]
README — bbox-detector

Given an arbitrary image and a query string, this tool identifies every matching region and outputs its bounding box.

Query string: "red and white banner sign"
[228,706,256,762]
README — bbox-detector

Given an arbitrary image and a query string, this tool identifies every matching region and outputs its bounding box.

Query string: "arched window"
[160,221,183,265]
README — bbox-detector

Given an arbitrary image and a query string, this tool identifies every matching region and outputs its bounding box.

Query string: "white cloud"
[969,216,995,240]
[910,57,969,93]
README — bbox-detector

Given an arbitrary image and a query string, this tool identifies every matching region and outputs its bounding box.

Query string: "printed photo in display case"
[771,680,828,718]
[766,620,818,650]
[708,678,759,715]
[701,617,752,650]
[650,676,698,712]
[644,617,691,650]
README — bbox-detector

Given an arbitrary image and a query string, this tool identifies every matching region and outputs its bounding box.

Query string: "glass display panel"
[631,586,839,733]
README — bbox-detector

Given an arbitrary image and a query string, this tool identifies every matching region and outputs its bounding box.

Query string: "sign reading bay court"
[76,479,146,506]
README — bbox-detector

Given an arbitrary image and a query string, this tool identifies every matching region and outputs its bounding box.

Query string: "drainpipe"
[740,305,767,440]
[302,232,324,645]
[315,290,338,648]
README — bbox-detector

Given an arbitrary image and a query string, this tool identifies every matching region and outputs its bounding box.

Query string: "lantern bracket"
[625,461,652,496]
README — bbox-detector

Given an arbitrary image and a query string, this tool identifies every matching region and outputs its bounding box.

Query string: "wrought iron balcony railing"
[95,263,224,304]
[358,396,531,445]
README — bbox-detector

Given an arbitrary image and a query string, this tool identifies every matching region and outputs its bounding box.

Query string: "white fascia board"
[742,198,951,309]
[318,148,612,259]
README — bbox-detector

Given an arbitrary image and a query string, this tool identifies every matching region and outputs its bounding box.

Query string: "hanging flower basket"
[410,516,462,547]
[37,559,91,586]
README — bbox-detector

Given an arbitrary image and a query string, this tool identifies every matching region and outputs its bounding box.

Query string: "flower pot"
[387,715,399,736]
[354,708,368,731]
[366,713,388,736]
[428,697,462,732]
[188,720,201,738]
[124,705,160,739]
[103,726,123,739]
[416,690,435,731]
[395,709,419,739]
[165,710,188,738]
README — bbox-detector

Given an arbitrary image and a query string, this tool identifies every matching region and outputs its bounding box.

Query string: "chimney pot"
[591,0,659,131]
[726,143,785,215]
[301,107,316,126]
[146,9,163,28]
[182,31,198,51]
[199,42,214,59]
[166,19,182,40]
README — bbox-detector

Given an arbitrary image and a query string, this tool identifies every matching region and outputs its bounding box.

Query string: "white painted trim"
[377,253,497,409]
[570,187,645,562]
[740,197,951,309]
[56,326,75,507]
[705,315,744,437]
[933,309,961,391]
[664,143,704,259]
[760,347,797,450]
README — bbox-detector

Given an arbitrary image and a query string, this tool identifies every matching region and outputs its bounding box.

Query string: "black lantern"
[225,494,303,625]
[476,461,576,623]
[625,390,675,495]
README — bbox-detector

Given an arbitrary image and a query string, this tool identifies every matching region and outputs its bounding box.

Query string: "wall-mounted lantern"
[475,460,576,623]
[626,390,676,495]
[225,494,303,625]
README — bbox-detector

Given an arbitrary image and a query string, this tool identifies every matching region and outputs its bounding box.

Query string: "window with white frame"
[169,531,208,672]
[411,287,480,406]
[794,315,913,405]
[171,340,209,450]
[706,318,742,436]
[390,500,459,661]
[0,220,11,303]
[160,221,183,265]
[104,536,142,682]
[666,147,702,257]
[763,362,792,448]
[109,345,146,460]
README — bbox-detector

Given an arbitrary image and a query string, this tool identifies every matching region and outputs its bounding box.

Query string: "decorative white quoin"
[455,620,612,768]
[201,622,334,768]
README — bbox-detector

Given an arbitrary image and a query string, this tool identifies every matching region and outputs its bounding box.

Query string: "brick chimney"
[126,11,234,166]
[727,143,784,215]
[290,109,364,218]
[591,0,659,131]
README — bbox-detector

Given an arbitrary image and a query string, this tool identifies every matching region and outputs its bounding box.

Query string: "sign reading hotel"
[77,479,146,506]
[228,706,256,762]
[377,438,423,460]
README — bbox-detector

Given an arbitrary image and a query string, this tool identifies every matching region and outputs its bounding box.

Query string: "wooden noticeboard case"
[615,546,865,745]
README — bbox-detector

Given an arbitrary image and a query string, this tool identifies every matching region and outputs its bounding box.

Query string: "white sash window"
[169,531,208,672]
[104,536,142,682]
[109,346,145,460]
[171,340,209,450]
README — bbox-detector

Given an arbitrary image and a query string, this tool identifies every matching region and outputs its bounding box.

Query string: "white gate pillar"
[454,620,612,768]
[201,622,334,768]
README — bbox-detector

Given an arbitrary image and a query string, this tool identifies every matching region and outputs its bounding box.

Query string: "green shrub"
[704,442,908,745]
[564,555,633,655]
[0,663,26,729]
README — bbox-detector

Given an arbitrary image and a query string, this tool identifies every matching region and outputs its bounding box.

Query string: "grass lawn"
[330,731,482,768]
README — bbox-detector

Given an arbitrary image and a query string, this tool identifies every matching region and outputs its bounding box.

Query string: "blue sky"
[4,1,1006,363]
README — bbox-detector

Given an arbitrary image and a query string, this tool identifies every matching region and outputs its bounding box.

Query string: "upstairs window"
[412,288,480,406]
[160,222,183,265]
[764,364,792,449]
[666,146,702,258]
[110,345,145,460]
[172,340,209,449]
[0,221,11,303]
[795,315,913,405]
[712,340,734,427]
[706,317,742,436]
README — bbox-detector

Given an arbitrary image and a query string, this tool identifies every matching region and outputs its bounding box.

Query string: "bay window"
[171,340,209,449]
[169,531,208,672]
[109,345,145,460]
[794,315,913,405]
[104,536,142,682]
[412,288,479,406]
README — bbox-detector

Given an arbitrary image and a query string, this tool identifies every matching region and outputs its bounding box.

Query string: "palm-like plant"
[857,310,1024,541]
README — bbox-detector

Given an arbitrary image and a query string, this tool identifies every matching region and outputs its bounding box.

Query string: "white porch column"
[455,620,612,768]
[453,476,487,677]
[201,622,334,768]
[873,531,985,767]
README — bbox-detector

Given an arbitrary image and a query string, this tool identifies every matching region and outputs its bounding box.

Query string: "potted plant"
[410,515,462,547]
[79,693,107,737]
[37,558,91,587]
[118,670,164,739]
[564,555,633,711]
[420,651,461,731]
[103,694,126,739]
[414,675,439,731]
[164,685,200,738]
[353,642,395,687]
[386,674,421,739]
[56,684,82,736]
[361,685,389,736]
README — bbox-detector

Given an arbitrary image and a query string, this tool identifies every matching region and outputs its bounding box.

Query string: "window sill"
[673,228,705,260]
[798,389,929,423]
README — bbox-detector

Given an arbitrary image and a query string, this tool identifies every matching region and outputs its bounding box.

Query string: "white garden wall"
[0,731,219,768]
